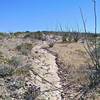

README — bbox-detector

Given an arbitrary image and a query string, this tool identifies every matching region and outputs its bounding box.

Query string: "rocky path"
[30,42,62,100]
[0,39,62,100]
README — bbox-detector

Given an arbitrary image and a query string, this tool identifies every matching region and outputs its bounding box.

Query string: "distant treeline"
[0,31,100,37]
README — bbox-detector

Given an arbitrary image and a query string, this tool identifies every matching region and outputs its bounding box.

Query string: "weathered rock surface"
[31,42,62,100]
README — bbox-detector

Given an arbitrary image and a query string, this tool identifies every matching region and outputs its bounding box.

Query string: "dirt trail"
[30,42,62,100]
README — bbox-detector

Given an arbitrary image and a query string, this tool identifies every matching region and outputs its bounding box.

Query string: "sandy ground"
[50,42,91,68]
[0,37,99,100]
[49,42,96,100]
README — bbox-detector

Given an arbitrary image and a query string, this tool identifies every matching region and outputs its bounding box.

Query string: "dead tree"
[78,0,100,99]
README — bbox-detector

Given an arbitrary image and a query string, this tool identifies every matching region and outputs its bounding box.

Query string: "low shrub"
[0,52,9,64]
[48,42,54,48]
[14,65,31,76]
[0,65,14,78]
[24,85,40,100]
[14,32,24,37]
[8,56,22,67]
[23,31,43,40]
[62,34,67,42]
[16,43,33,55]
[34,32,43,40]
[0,51,3,60]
